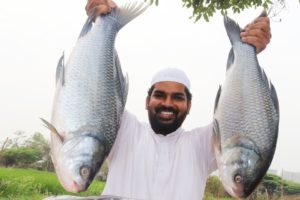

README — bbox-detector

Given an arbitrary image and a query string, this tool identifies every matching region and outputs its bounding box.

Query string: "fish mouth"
[69,180,89,193]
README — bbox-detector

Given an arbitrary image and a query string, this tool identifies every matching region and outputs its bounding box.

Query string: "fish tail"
[224,16,242,45]
[113,0,149,29]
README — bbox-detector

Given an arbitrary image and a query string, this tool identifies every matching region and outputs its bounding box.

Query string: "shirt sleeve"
[191,123,218,175]
[204,123,218,174]
[106,109,139,165]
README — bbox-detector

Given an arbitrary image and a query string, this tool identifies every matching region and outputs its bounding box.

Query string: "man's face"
[146,81,191,135]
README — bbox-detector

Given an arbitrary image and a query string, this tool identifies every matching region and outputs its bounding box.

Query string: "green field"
[0,167,105,200]
[1,167,300,200]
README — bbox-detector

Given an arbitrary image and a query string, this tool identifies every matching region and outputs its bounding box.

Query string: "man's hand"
[240,14,271,54]
[85,0,117,18]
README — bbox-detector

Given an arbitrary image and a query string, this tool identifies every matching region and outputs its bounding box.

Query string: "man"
[85,0,272,199]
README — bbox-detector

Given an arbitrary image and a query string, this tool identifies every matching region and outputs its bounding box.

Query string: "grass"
[0,167,105,200]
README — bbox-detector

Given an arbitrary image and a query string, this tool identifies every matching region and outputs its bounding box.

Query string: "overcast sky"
[0,0,299,173]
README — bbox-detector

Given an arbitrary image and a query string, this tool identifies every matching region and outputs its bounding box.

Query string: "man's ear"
[187,101,192,114]
[145,96,150,110]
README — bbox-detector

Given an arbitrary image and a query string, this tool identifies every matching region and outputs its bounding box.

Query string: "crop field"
[0,167,105,200]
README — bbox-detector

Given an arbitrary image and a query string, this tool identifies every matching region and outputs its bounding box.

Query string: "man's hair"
[147,84,192,102]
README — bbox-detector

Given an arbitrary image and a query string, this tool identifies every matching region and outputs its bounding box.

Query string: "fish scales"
[217,42,277,154]
[42,0,149,193]
[213,15,279,198]
[55,23,121,148]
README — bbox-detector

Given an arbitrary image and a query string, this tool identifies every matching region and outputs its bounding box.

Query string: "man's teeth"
[160,111,174,115]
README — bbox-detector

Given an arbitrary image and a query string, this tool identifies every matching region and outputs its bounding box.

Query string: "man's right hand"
[85,0,117,18]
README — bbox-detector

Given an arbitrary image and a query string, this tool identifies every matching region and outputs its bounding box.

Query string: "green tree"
[0,132,54,171]
[149,0,288,22]
[24,132,53,171]
[1,147,42,167]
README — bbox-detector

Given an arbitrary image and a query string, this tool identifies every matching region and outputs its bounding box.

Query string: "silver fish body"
[43,195,137,200]
[213,15,280,198]
[43,0,148,193]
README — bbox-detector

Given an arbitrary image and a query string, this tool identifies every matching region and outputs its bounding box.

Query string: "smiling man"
[84,0,272,199]
[146,68,192,135]
[103,68,217,200]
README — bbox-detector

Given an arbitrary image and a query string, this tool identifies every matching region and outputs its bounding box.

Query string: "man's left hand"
[240,15,271,54]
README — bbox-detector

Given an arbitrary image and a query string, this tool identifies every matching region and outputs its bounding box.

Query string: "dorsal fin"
[114,50,128,106]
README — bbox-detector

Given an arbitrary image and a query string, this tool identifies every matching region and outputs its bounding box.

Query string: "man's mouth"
[158,111,175,119]
[155,107,178,121]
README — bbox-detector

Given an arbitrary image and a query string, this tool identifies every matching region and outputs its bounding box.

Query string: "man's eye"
[173,95,185,101]
[153,93,164,98]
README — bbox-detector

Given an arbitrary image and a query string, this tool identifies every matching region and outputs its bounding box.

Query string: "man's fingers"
[241,29,270,43]
[241,35,266,53]
[94,5,112,16]
[241,16,271,53]
[86,0,115,16]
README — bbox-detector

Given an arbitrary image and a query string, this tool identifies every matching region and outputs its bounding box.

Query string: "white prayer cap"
[150,68,191,90]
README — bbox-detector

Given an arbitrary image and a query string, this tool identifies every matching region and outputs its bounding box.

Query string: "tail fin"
[224,16,242,45]
[112,0,149,30]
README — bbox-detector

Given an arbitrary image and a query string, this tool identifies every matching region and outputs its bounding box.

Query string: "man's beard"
[148,105,188,136]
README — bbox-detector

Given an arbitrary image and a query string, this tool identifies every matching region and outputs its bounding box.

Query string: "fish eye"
[80,166,91,178]
[234,174,242,183]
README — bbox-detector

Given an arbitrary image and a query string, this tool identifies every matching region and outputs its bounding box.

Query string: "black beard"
[148,106,188,136]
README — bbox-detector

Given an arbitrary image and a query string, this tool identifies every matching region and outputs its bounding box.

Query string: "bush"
[1,147,42,167]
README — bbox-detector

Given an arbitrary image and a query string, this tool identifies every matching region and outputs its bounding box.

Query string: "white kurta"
[102,110,217,200]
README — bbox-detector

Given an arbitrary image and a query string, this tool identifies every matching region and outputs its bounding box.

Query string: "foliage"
[0,132,54,171]
[1,147,42,167]
[203,174,300,199]
[147,0,287,22]
[0,167,105,199]
[261,173,300,196]
[204,175,229,198]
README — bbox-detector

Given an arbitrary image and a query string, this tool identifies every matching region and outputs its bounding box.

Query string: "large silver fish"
[213,14,280,198]
[42,0,148,193]
[43,195,137,200]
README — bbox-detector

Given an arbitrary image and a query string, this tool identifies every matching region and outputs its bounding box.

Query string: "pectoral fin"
[40,118,64,143]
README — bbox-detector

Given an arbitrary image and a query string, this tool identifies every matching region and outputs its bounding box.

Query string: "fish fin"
[259,10,268,17]
[213,85,222,114]
[123,73,129,105]
[40,118,64,143]
[270,81,280,116]
[78,10,97,38]
[226,48,234,71]
[260,68,280,115]
[114,50,128,106]
[224,16,242,45]
[55,52,65,86]
[111,0,149,30]
[213,119,222,153]
[260,67,270,88]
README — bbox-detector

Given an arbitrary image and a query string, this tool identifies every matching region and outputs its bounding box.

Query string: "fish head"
[218,137,264,198]
[55,133,107,193]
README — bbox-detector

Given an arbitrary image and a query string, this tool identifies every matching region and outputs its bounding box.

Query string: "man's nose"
[161,96,173,107]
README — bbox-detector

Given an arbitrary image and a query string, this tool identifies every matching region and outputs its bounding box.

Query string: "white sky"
[0,0,299,173]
